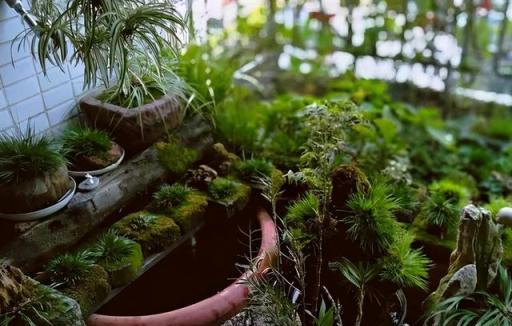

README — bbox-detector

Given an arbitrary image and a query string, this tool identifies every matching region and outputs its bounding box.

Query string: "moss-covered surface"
[111,211,181,256]
[170,192,208,232]
[155,141,199,175]
[208,177,251,217]
[93,239,144,288]
[62,264,111,317]
[502,228,512,266]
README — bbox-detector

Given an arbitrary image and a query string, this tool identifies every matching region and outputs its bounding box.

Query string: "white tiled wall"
[0,1,84,136]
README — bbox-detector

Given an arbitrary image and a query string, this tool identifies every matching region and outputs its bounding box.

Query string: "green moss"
[155,141,199,175]
[89,232,144,288]
[502,229,512,266]
[171,192,208,231]
[234,159,275,183]
[62,264,111,317]
[208,177,251,205]
[485,197,510,217]
[151,183,192,212]
[111,211,181,256]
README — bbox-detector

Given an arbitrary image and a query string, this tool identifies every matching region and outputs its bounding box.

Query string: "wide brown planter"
[80,91,184,155]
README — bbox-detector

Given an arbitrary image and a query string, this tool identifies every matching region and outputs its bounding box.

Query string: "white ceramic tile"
[19,113,50,134]
[68,61,85,78]
[0,41,32,66]
[9,95,44,122]
[0,2,17,22]
[0,109,13,130]
[0,56,35,86]
[3,76,40,104]
[38,66,70,92]
[0,17,26,43]
[42,82,74,109]
[47,100,75,126]
[0,90,7,109]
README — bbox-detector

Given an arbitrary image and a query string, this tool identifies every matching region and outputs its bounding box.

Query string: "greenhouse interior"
[1,0,512,325]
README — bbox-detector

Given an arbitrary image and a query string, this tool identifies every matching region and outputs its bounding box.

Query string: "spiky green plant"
[329,258,380,326]
[89,231,135,269]
[0,284,71,326]
[424,265,512,326]
[235,159,275,183]
[61,125,111,158]
[344,177,401,254]
[21,0,186,108]
[379,231,431,290]
[152,183,191,211]
[422,179,470,229]
[46,252,93,286]
[284,192,319,230]
[0,129,66,184]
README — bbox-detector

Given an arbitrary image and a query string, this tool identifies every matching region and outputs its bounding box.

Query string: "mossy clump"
[46,252,94,287]
[155,141,199,175]
[283,192,319,247]
[149,183,208,232]
[62,264,111,317]
[234,158,275,183]
[208,177,251,205]
[111,211,181,256]
[330,164,370,211]
[89,232,144,288]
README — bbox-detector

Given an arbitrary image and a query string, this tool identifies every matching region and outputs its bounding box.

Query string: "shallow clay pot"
[0,166,70,214]
[80,91,183,155]
[69,142,123,171]
[88,208,278,326]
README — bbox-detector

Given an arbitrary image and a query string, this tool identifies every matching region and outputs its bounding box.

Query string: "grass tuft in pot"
[0,129,70,214]
[62,125,122,171]
[46,251,94,287]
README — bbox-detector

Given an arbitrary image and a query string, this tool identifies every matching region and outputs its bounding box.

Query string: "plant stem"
[355,288,365,326]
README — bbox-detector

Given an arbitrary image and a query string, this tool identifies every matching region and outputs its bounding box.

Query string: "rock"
[186,164,218,191]
[208,178,252,219]
[209,143,240,176]
[497,207,512,227]
[95,239,144,288]
[112,211,181,256]
[170,191,208,232]
[41,282,85,326]
[62,264,111,317]
[0,264,32,314]
[330,164,369,211]
[444,264,477,297]
[426,204,503,305]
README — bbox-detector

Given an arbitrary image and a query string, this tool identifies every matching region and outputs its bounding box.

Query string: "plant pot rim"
[87,207,278,326]
[69,148,125,177]
[0,177,76,221]
[80,89,181,117]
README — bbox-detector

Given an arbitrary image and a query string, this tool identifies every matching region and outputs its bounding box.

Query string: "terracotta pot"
[0,166,70,214]
[80,91,184,155]
[87,208,278,326]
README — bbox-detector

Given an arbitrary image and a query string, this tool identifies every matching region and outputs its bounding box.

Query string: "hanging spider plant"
[17,0,186,107]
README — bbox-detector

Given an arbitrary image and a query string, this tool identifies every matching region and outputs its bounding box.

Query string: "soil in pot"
[0,166,71,214]
[69,142,123,172]
[96,199,263,316]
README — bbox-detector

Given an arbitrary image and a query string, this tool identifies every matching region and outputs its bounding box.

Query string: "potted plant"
[22,0,189,154]
[61,125,124,176]
[0,129,75,220]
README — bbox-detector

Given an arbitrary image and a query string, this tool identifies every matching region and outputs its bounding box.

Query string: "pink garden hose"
[88,207,278,326]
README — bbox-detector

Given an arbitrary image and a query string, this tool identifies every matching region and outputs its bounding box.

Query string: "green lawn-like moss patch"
[111,211,181,256]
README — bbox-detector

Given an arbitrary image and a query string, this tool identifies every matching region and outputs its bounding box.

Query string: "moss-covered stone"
[171,192,208,232]
[62,264,110,317]
[330,164,369,211]
[94,239,144,288]
[155,141,199,175]
[208,177,251,217]
[111,211,181,256]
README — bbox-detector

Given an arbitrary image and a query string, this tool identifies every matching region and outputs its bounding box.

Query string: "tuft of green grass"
[46,252,94,286]
[344,177,401,254]
[235,158,275,183]
[380,230,431,290]
[61,125,111,158]
[0,129,66,184]
[422,179,470,228]
[152,183,192,211]
[89,231,136,270]
[208,178,239,201]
